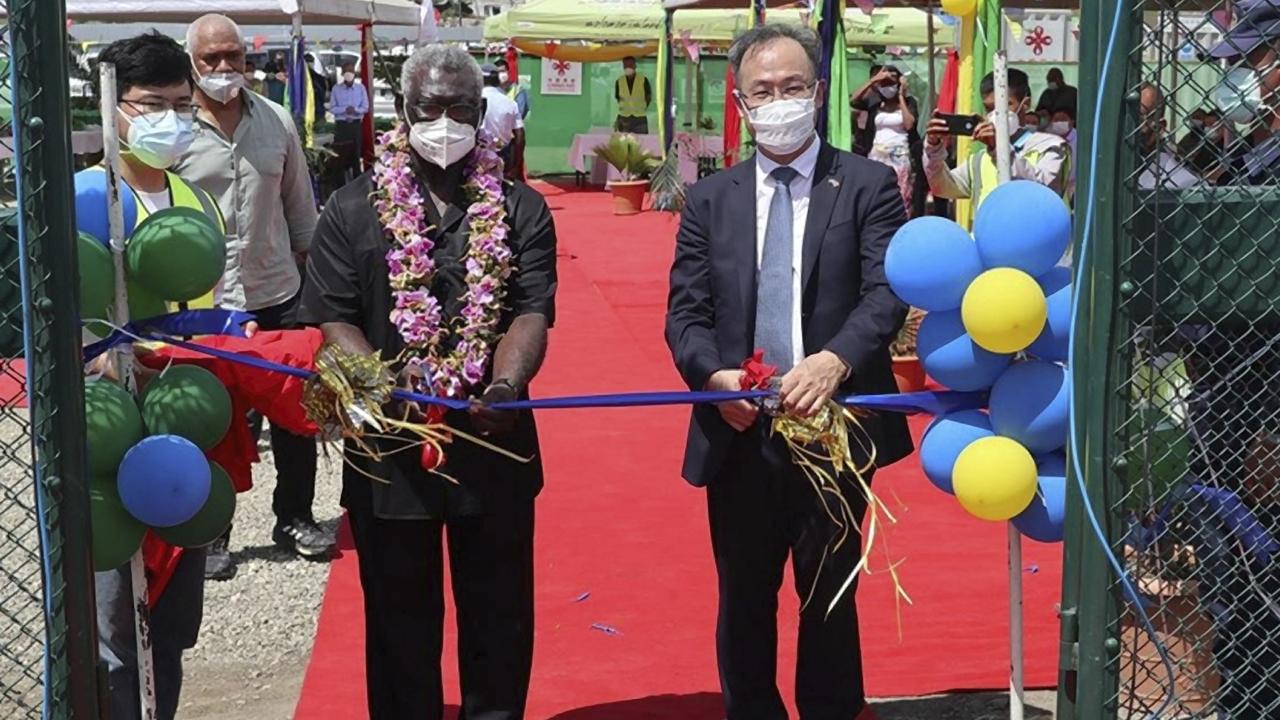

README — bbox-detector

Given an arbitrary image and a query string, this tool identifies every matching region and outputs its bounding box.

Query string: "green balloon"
[90,476,146,571]
[141,364,232,450]
[78,232,114,322]
[125,206,225,302]
[156,462,236,548]
[85,379,145,476]
[1123,407,1190,508]
[83,280,170,338]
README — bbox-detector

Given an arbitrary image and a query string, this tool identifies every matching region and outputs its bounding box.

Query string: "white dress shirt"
[754,136,819,368]
[482,85,524,147]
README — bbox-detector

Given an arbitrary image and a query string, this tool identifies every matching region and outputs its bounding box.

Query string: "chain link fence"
[0,0,101,717]
[1066,1,1280,718]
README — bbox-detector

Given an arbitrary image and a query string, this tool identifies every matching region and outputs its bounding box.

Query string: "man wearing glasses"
[666,24,910,720]
[89,32,230,720]
[298,44,557,720]
[177,14,332,576]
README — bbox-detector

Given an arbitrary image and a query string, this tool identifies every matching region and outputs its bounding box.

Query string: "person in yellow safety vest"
[89,32,230,720]
[922,68,1071,212]
[496,57,530,120]
[615,55,653,134]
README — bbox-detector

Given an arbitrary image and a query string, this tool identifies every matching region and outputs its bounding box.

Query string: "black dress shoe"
[204,533,237,581]
[272,517,336,560]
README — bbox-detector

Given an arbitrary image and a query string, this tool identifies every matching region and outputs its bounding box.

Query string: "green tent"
[484,0,952,49]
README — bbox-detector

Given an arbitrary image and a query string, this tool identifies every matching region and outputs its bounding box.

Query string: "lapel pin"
[828,178,841,188]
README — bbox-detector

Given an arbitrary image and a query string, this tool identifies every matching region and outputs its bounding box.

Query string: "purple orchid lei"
[372,124,513,399]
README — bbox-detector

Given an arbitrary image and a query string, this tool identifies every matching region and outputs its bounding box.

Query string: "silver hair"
[186,13,242,53]
[400,44,483,106]
[727,24,822,82]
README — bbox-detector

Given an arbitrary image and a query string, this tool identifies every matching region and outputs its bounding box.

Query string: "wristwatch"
[489,378,521,396]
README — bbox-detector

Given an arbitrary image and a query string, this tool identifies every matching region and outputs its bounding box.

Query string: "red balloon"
[420,443,445,471]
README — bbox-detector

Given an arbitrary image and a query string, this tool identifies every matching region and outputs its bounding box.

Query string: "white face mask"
[194,68,244,104]
[878,85,899,100]
[1048,121,1072,137]
[498,71,510,85]
[987,101,1027,136]
[1047,82,1060,91]
[343,72,356,84]
[407,117,477,169]
[746,97,817,155]
[121,108,195,169]
[1215,65,1270,125]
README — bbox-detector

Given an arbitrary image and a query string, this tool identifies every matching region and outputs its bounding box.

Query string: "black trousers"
[251,293,319,523]
[348,502,535,720]
[708,426,872,720]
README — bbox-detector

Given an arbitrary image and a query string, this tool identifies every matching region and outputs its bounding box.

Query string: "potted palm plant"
[593,133,658,216]
[890,308,926,392]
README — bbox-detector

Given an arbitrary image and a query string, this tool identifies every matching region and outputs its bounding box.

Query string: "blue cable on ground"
[1069,2,1178,717]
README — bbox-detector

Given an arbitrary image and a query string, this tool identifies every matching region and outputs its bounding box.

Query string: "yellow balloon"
[941,0,978,16]
[961,268,1047,354]
[952,436,1038,522]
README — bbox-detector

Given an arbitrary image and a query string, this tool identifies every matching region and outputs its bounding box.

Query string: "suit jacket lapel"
[802,144,840,294]
[729,159,759,329]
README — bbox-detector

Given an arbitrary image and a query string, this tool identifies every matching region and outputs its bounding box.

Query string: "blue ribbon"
[93,327,988,416]
[83,309,255,363]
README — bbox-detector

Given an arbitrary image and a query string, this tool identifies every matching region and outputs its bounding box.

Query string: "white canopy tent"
[2,0,422,25]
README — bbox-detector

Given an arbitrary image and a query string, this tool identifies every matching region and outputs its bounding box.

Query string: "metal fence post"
[9,0,101,716]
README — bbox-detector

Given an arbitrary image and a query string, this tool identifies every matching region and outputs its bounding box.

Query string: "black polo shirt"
[298,172,558,519]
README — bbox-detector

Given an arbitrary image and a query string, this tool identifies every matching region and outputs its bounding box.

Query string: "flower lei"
[372,124,513,399]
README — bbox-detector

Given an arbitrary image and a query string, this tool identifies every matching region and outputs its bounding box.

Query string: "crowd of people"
[77,1,1280,718]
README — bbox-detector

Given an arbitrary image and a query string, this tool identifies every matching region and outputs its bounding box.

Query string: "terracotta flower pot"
[608,180,649,216]
[1119,576,1220,716]
[893,356,927,393]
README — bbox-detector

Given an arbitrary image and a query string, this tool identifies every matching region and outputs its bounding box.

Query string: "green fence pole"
[10,0,102,716]
[1059,1,1133,718]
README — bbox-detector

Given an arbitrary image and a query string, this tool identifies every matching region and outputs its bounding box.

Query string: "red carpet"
[294,183,1063,719]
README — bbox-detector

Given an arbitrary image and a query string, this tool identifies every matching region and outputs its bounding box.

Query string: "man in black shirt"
[1035,67,1077,117]
[297,44,557,720]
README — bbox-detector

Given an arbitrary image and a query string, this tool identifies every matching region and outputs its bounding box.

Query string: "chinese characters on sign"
[540,58,582,96]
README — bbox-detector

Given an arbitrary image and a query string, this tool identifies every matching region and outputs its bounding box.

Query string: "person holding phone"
[851,64,920,216]
[923,68,1070,212]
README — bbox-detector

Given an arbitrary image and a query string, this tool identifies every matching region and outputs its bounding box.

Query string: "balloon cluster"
[74,170,226,331]
[86,366,237,570]
[76,169,236,568]
[886,181,1072,543]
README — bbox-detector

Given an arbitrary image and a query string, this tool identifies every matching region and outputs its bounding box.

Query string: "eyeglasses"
[121,98,195,122]
[735,81,817,110]
[409,102,481,123]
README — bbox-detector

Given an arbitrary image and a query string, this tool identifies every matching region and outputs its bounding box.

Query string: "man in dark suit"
[665,24,913,720]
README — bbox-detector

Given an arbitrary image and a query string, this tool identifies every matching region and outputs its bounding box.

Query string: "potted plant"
[593,133,658,216]
[890,308,927,392]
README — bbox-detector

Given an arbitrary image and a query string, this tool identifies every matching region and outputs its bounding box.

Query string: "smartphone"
[937,113,982,136]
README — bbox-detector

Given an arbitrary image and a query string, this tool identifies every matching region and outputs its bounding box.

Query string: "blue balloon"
[973,180,1071,277]
[917,310,1013,391]
[1014,454,1067,543]
[1027,266,1072,362]
[921,410,994,494]
[885,217,983,312]
[990,360,1070,454]
[117,435,211,528]
[75,169,138,246]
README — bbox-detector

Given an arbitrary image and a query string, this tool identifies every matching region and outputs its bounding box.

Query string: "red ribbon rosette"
[740,349,778,391]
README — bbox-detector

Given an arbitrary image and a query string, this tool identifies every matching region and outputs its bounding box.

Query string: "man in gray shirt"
[176,13,333,572]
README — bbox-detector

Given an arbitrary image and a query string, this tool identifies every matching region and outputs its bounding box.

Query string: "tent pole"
[362,22,375,170]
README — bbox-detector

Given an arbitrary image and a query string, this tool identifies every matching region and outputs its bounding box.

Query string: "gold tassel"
[772,402,911,622]
[301,343,530,483]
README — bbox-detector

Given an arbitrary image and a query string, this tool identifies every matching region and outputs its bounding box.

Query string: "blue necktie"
[755,166,798,373]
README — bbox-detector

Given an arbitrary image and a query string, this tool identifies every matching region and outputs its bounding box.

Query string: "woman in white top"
[852,65,919,215]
